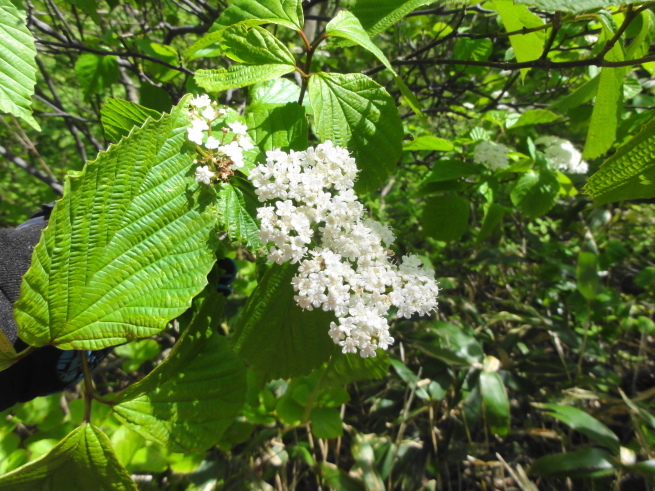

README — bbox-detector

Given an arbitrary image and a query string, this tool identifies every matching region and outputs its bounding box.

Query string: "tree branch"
[0,145,63,194]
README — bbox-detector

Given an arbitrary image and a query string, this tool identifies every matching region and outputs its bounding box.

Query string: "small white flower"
[195,165,214,185]
[473,141,511,170]
[201,106,216,120]
[238,137,255,151]
[190,94,212,108]
[228,121,249,136]
[205,136,220,149]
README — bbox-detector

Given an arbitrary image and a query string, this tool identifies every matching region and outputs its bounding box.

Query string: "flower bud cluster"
[473,141,511,170]
[249,141,439,357]
[535,136,588,174]
[187,94,254,184]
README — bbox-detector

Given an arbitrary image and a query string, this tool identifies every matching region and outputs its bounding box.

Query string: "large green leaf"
[15,96,219,350]
[308,72,403,193]
[492,0,545,80]
[325,11,396,75]
[510,170,559,218]
[231,262,337,381]
[0,0,40,130]
[351,0,436,37]
[530,448,616,478]
[75,52,120,96]
[535,403,620,452]
[112,290,246,452]
[212,0,303,31]
[509,109,560,129]
[321,350,390,388]
[583,16,625,160]
[216,178,262,250]
[221,25,295,65]
[584,116,655,205]
[516,0,641,13]
[195,64,295,93]
[480,369,510,437]
[403,136,454,152]
[0,424,136,490]
[422,195,470,242]
[250,78,306,106]
[100,98,161,142]
[422,160,478,183]
[246,102,308,159]
[414,322,484,367]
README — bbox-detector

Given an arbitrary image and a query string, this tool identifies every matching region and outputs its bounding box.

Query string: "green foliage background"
[1,0,655,489]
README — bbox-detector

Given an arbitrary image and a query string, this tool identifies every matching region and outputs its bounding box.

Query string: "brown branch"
[0,145,63,194]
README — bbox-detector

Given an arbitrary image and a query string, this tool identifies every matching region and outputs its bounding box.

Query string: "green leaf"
[584,116,655,205]
[75,52,120,96]
[212,0,303,31]
[454,38,492,62]
[321,350,390,387]
[183,30,224,62]
[216,178,263,250]
[136,41,180,83]
[310,407,343,439]
[627,459,655,477]
[476,203,507,244]
[510,170,559,218]
[100,98,161,142]
[480,370,510,437]
[308,72,403,193]
[535,403,620,453]
[222,25,295,65]
[320,462,365,491]
[250,78,307,106]
[516,0,642,14]
[67,0,100,24]
[394,75,426,119]
[422,160,479,183]
[509,109,560,129]
[0,424,137,490]
[414,322,484,366]
[530,448,616,478]
[491,0,545,80]
[403,136,454,152]
[351,0,436,37]
[15,96,218,350]
[551,76,599,111]
[583,17,625,160]
[112,291,246,452]
[0,0,40,130]
[325,11,396,75]
[231,262,337,381]
[195,64,295,92]
[0,330,18,372]
[421,195,470,242]
[577,251,600,301]
[245,102,308,159]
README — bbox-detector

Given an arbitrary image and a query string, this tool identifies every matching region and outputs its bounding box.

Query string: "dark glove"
[0,204,109,412]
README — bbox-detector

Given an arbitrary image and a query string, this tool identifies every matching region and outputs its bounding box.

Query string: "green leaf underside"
[0,424,136,490]
[422,195,470,242]
[222,25,295,65]
[584,116,655,205]
[480,371,510,437]
[250,78,307,107]
[184,30,224,62]
[308,72,403,193]
[112,291,246,452]
[216,179,263,250]
[351,0,436,37]
[509,109,560,129]
[492,0,545,80]
[516,0,642,13]
[404,136,454,152]
[15,96,218,350]
[325,11,396,75]
[510,170,559,218]
[231,262,337,381]
[0,0,40,130]
[100,98,161,142]
[246,102,309,159]
[535,403,620,452]
[195,64,295,92]
[583,17,625,160]
[212,0,303,31]
[531,448,616,478]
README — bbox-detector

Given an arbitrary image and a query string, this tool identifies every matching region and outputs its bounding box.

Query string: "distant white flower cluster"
[473,141,511,170]
[249,141,439,358]
[187,94,254,184]
[536,136,588,174]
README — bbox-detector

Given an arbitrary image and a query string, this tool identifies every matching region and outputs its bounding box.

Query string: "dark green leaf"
[75,52,120,96]
[351,0,436,37]
[516,0,642,13]
[509,109,560,129]
[414,322,484,366]
[530,448,616,478]
[577,251,600,301]
[422,159,479,183]
[321,350,390,387]
[310,407,343,439]
[480,370,510,437]
[216,178,263,250]
[510,170,559,218]
[422,195,470,242]
[476,203,507,244]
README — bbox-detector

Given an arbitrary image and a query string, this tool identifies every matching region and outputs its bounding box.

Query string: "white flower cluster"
[187,94,254,184]
[536,136,588,174]
[249,141,439,358]
[473,141,511,170]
